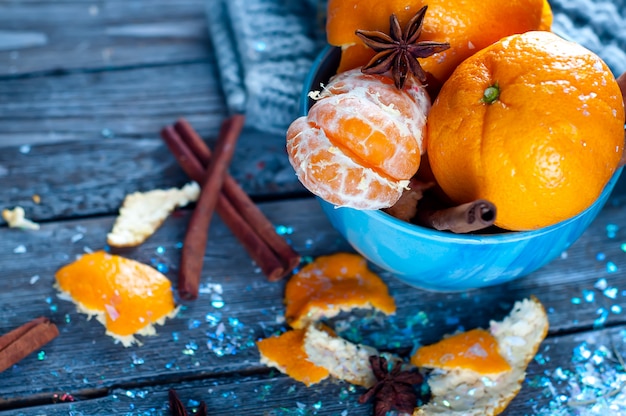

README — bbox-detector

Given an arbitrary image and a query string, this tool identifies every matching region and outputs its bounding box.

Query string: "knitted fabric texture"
[207,0,626,136]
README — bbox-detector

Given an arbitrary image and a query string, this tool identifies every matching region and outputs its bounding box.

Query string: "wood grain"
[0,0,210,77]
[1,198,625,407]
[2,325,625,415]
[0,62,228,146]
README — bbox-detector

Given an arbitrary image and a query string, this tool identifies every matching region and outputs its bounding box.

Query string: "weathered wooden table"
[2,1,626,415]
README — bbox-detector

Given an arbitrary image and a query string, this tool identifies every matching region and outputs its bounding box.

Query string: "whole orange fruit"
[286,68,430,210]
[326,0,546,84]
[427,31,625,231]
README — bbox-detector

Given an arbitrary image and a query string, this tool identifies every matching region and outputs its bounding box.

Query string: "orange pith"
[410,328,511,375]
[326,0,546,84]
[256,328,330,386]
[427,31,625,231]
[55,251,176,337]
[286,69,429,210]
[284,253,396,329]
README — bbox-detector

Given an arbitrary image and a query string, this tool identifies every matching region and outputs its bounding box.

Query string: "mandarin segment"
[411,328,511,375]
[55,251,177,345]
[256,328,330,386]
[427,31,625,231]
[284,253,396,329]
[327,0,545,83]
[286,69,429,210]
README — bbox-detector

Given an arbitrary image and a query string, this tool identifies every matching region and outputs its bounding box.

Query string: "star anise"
[359,355,429,416]
[355,6,450,89]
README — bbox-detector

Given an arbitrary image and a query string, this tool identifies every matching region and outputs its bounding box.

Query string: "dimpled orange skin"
[256,328,330,386]
[427,31,625,231]
[286,68,430,210]
[326,0,546,84]
[284,253,396,329]
[411,328,512,375]
[55,251,176,336]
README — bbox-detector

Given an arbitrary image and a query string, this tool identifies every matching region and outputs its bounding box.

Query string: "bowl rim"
[304,45,623,243]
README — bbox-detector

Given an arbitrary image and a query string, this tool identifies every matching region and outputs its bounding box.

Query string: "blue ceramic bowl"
[301,46,623,291]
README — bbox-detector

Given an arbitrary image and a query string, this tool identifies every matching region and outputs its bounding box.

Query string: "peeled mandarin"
[284,253,396,329]
[55,251,177,346]
[256,328,330,386]
[411,328,511,375]
[287,69,429,210]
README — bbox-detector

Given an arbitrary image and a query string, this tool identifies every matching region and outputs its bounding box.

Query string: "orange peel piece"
[256,328,330,386]
[55,251,178,346]
[411,328,511,375]
[284,253,396,329]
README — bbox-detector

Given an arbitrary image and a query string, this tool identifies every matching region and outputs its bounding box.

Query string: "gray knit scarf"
[207,0,626,135]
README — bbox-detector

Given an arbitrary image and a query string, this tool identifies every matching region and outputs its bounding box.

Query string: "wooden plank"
[0,62,228,146]
[0,0,210,77]
[2,325,625,415]
[0,131,303,224]
[1,198,626,403]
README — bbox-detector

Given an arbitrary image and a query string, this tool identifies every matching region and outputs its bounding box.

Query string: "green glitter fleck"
[37,351,46,361]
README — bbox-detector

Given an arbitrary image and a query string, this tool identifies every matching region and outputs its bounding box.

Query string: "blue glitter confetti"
[172,332,180,342]
[156,262,169,273]
[131,353,144,365]
[275,225,294,235]
[595,278,608,291]
[19,144,31,154]
[175,241,183,249]
[611,305,623,314]
[606,223,619,238]
[604,287,618,299]
[187,399,200,407]
[156,246,165,255]
[606,262,618,273]
[37,351,46,361]
[594,308,609,328]
[583,290,595,303]
[621,243,626,253]
[571,297,582,305]
[596,252,607,261]
[211,294,225,309]
[573,343,593,361]
[182,340,199,356]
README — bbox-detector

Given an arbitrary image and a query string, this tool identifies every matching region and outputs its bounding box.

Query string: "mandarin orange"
[327,0,545,84]
[55,251,177,346]
[427,31,625,231]
[286,68,429,210]
[539,0,553,31]
[284,252,396,329]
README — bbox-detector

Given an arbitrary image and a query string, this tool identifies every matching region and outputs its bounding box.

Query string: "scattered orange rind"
[412,297,549,416]
[284,252,396,329]
[55,251,178,347]
[411,328,511,375]
[256,327,331,386]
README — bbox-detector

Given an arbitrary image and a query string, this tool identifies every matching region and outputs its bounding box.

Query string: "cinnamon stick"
[0,317,59,373]
[417,199,497,233]
[178,114,245,300]
[174,119,301,273]
[160,127,286,283]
